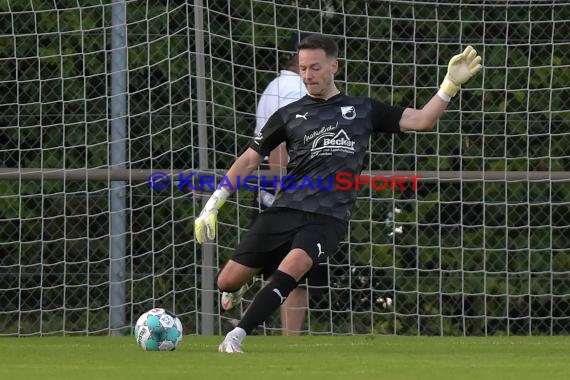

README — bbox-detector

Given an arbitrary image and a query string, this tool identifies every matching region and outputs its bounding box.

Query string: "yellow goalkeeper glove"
[194,188,230,244]
[439,45,482,100]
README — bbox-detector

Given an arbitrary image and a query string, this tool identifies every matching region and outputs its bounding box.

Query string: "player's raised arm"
[399,45,482,132]
[194,148,265,244]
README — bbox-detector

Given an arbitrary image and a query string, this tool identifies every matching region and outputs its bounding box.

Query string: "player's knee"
[299,252,314,272]
[279,248,314,281]
[216,271,239,292]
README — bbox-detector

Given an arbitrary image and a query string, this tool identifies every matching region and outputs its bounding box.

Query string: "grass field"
[1,335,568,380]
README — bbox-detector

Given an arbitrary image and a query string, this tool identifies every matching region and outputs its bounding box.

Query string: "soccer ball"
[134,308,183,351]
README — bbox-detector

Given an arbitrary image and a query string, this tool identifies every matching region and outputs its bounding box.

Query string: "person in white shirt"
[221,34,326,336]
[255,56,308,134]
[254,42,308,181]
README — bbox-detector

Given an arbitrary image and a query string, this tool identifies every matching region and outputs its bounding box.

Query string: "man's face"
[298,48,338,97]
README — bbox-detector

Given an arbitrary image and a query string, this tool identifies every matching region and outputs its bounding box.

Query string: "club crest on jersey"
[341,106,356,120]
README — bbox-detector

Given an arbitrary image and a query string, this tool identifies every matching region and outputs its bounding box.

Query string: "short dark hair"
[297,34,339,59]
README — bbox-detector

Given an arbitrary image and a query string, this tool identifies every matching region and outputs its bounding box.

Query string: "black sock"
[238,270,298,334]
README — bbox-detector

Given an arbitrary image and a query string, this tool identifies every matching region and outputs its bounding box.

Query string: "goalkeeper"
[195,34,482,353]
[221,32,328,336]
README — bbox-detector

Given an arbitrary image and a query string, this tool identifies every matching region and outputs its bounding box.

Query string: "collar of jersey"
[280,69,300,77]
[307,92,343,103]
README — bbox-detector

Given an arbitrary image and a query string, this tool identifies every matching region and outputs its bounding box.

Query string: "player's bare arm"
[223,148,266,192]
[399,96,449,132]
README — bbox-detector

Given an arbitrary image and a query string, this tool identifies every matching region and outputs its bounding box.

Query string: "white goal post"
[0,0,569,337]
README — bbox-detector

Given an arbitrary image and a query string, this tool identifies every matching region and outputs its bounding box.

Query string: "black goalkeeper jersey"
[249,92,405,221]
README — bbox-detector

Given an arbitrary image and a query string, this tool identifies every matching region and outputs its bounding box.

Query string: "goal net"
[0,0,569,336]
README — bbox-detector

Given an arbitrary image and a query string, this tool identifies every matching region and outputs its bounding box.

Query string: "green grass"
[0,336,569,380]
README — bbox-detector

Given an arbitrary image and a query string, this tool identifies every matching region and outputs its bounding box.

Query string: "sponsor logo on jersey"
[309,128,356,158]
[303,123,338,144]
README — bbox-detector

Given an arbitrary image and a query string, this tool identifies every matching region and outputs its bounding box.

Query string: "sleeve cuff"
[437,89,452,102]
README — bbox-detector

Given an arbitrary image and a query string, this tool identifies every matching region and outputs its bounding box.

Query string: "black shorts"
[232,207,347,281]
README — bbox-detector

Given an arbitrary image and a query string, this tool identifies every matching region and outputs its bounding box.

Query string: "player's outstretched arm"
[399,45,482,132]
[194,148,265,244]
